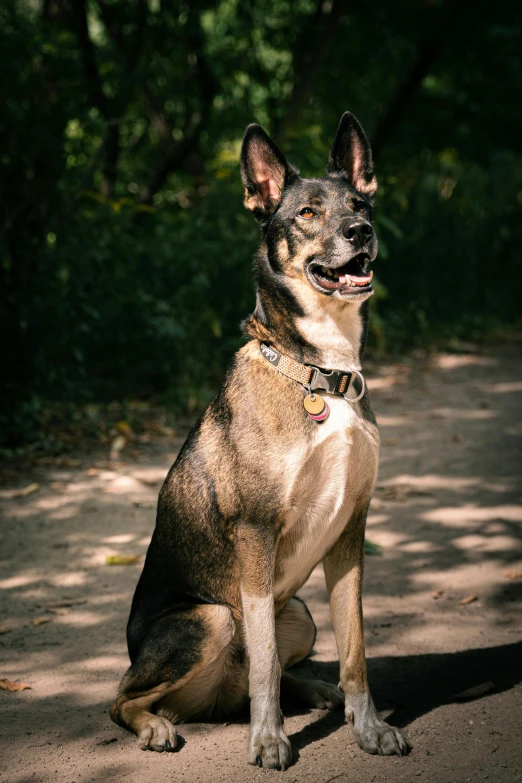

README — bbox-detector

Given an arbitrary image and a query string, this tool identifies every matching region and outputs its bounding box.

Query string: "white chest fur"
[273,395,379,601]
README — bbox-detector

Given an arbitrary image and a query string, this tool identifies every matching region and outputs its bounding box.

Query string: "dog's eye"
[353,200,366,213]
[299,207,315,219]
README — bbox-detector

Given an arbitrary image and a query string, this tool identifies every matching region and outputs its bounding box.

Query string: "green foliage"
[1,0,521,446]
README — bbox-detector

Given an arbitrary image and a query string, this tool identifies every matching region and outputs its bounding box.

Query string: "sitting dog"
[110,111,411,769]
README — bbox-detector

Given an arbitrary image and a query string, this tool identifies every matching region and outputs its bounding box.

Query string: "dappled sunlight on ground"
[1,343,521,782]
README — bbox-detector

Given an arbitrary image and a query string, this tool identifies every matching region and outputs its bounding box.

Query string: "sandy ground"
[1,341,522,783]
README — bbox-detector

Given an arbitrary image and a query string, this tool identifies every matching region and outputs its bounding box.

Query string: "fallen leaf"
[150,424,175,436]
[115,421,132,436]
[37,599,87,609]
[459,594,478,606]
[432,590,444,600]
[376,485,408,502]
[1,470,18,479]
[105,555,141,566]
[0,678,32,691]
[375,483,435,502]
[137,476,161,487]
[49,608,68,616]
[364,540,383,556]
[0,626,12,635]
[31,616,52,626]
[453,682,495,701]
[54,458,80,468]
[14,483,40,498]
[97,737,118,746]
[503,568,522,581]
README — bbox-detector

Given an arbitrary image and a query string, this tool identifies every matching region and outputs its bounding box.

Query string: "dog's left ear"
[241,124,298,217]
[327,112,377,197]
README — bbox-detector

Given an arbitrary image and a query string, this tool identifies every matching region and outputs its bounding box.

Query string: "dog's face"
[241,113,378,304]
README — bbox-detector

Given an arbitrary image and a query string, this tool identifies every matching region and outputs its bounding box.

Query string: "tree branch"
[274,0,348,146]
[89,0,148,198]
[370,43,439,160]
[138,1,218,205]
[370,2,446,160]
[74,0,109,120]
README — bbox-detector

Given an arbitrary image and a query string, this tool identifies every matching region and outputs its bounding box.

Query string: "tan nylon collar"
[259,343,365,401]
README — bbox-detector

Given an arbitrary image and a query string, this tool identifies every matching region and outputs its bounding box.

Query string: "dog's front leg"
[236,525,291,771]
[323,512,411,757]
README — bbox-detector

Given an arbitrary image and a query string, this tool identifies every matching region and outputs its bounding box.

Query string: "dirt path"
[1,342,521,783]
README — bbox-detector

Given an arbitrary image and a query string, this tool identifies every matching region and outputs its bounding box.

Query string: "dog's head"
[241,112,377,304]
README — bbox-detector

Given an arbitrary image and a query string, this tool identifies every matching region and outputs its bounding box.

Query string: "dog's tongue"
[339,271,373,285]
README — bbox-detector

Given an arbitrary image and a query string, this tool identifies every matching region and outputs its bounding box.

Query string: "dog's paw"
[282,674,344,710]
[248,725,292,770]
[138,716,177,752]
[353,716,411,757]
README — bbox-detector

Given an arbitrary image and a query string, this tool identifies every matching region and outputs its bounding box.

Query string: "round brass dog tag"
[303,393,325,415]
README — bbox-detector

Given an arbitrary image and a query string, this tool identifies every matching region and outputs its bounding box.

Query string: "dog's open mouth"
[311,253,373,295]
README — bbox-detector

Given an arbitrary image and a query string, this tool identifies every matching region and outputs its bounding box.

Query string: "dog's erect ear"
[327,112,377,197]
[241,124,298,217]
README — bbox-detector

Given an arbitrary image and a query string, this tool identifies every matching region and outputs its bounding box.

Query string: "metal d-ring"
[344,369,366,403]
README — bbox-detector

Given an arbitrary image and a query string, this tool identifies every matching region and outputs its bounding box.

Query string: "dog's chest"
[273,397,379,601]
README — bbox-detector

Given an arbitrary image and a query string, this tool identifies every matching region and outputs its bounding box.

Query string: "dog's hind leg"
[110,603,238,751]
[276,597,343,711]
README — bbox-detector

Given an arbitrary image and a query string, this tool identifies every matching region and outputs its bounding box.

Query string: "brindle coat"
[110,112,411,769]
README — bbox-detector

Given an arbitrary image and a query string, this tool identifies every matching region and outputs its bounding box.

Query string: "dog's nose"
[341,219,374,248]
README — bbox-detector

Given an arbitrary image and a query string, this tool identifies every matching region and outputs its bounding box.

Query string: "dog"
[110,111,411,769]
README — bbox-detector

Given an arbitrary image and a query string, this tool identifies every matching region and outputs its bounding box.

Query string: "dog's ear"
[327,112,377,197]
[241,124,298,217]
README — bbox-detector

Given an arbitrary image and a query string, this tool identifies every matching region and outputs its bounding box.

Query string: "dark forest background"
[1,0,521,448]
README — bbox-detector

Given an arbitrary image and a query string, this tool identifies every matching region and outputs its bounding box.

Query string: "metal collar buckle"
[309,367,348,395]
[309,366,365,403]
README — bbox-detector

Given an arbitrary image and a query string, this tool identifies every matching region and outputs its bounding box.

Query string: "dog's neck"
[293,296,366,370]
[244,285,368,372]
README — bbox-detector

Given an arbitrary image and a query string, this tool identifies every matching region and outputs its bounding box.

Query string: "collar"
[259,342,365,403]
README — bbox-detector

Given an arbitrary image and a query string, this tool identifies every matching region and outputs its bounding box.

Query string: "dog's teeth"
[339,275,346,284]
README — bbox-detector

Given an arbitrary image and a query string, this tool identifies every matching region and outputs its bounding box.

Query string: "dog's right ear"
[241,124,298,218]
[327,112,377,197]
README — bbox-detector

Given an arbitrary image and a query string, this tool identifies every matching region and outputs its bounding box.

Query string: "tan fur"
[323,513,369,701]
[275,599,316,669]
[355,174,378,196]
[111,605,236,737]
[288,239,325,278]
[156,606,246,722]
[236,525,277,598]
